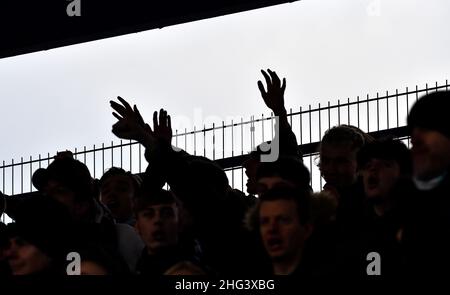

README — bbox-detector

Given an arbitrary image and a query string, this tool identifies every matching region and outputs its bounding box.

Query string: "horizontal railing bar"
[4,127,410,199]
[1,81,444,169]
[172,83,448,136]
[215,126,409,169]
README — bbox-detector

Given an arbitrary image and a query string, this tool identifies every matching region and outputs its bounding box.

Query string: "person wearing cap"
[401,91,450,275]
[32,152,97,222]
[31,152,144,274]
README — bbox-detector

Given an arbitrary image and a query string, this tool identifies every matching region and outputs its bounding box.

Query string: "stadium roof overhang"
[0,0,298,59]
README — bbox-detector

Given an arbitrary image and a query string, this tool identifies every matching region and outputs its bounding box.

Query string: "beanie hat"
[408,91,450,139]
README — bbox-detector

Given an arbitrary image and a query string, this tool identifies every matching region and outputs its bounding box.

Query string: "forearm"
[274,109,301,157]
[143,139,193,191]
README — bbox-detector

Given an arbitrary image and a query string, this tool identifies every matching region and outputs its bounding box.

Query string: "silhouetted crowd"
[0,70,449,276]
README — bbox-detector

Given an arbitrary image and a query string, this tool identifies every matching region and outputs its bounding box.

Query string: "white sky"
[0,0,449,163]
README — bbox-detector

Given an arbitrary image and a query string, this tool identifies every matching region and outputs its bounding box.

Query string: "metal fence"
[1,80,448,202]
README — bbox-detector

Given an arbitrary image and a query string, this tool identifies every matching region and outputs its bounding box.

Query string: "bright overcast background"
[0,0,449,163]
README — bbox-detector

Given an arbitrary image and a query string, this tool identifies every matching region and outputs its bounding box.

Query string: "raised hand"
[152,108,172,146]
[110,96,153,145]
[257,69,287,115]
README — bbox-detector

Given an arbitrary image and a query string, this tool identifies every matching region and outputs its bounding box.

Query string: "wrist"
[0,192,6,216]
[274,108,287,116]
[139,133,155,148]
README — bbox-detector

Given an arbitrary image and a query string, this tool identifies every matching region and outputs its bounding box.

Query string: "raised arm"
[110,97,204,192]
[257,69,301,157]
[110,96,155,148]
[258,69,287,116]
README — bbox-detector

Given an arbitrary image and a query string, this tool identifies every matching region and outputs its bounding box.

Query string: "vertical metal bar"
[425,83,428,95]
[319,153,322,190]
[241,118,243,155]
[327,101,331,131]
[376,92,380,131]
[194,127,197,156]
[129,140,132,172]
[318,103,321,141]
[357,96,360,128]
[48,153,50,165]
[309,105,312,187]
[261,114,264,142]
[231,120,234,188]
[347,98,350,125]
[446,79,448,91]
[416,85,419,102]
[367,94,370,132]
[406,86,409,116]
[289,108,293,127]
[120,140,123,168]
[74,148,77,160]
[250,116,253,151]
[39,154,41,168]
[29,156,32,192]
[212,124,215,160]
[406,87,409,148]
[337,99,340,125]
[222,122,225,159]
[299,107,302,145]
[2,161,5,195]
[309,104,312,144]
[251,116,255,151]
[231,168,234,189]
[93,145,96,178]
[241,167,244,192]
[102,143,105,174]
[204,125,206,157]
[20,157,23,194]
[11,159,14,196]
[396,89,399,127]
[138,142,142,173]
[386,90,389,129]
[231,120,234,158]
[176,130,178,148]
[83,146,86,164]
[185,128,187,153]
[111,141,114,168]
[271,112,274,141]
[1,160,4,222]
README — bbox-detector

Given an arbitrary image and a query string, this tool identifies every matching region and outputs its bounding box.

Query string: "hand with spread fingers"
[110,96,154,145]
[152,108,173,146]
[110,96,174,150]
[257,69,287,116]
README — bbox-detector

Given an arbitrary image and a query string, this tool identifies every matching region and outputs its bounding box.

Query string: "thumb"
[145,123,153,134]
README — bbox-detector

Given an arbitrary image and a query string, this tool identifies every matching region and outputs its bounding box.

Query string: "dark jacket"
[401,172,450,276]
